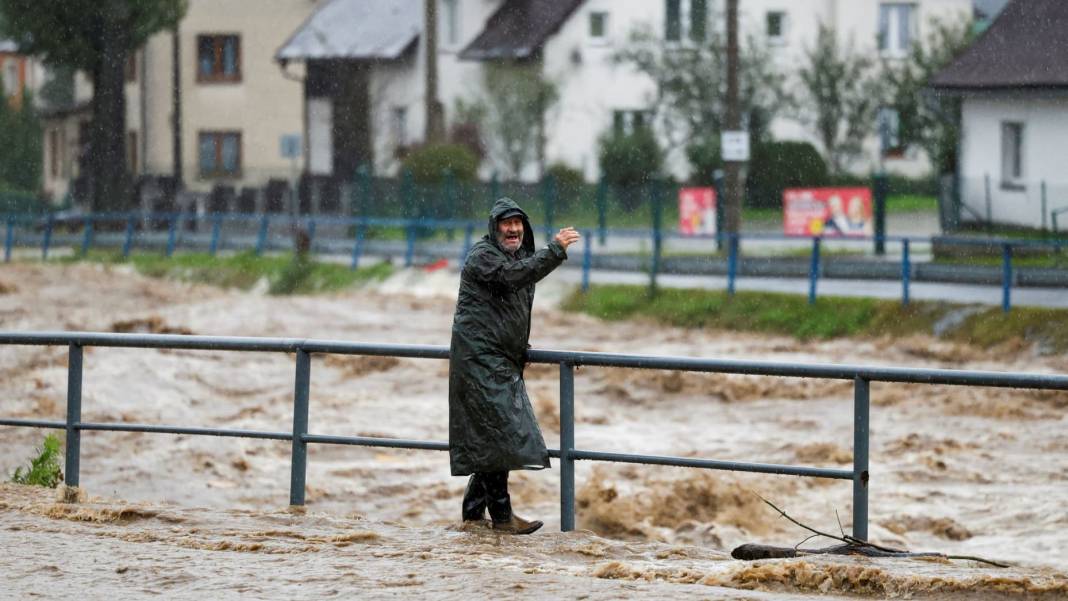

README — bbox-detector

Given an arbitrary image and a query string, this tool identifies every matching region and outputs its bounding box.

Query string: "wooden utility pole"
[723,0,743,236]
[424,0,445,143]
[171,24,183,189]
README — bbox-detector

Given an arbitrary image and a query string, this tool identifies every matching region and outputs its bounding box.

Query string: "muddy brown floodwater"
[1,262,1067,599]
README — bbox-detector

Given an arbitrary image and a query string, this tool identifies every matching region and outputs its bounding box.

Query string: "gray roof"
[974,0,1010,20]
[460,0,584,61]
[932,0,1068,90]
[0,39,18,53]
[276,0,421,61]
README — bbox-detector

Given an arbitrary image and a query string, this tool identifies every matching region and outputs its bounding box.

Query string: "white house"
[931,0,1068,230]
[279,0,971,185]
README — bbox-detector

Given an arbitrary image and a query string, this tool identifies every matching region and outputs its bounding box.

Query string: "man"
[448,197,580,535]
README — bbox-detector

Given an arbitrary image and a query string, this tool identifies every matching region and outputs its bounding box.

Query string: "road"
[554,266,1068,309]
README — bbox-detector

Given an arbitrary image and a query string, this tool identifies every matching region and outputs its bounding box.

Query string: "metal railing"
[3,331,1067,538]
[3,211,1067,313]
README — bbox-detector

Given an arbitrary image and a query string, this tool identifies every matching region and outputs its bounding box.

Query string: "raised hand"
[553,227,581,249]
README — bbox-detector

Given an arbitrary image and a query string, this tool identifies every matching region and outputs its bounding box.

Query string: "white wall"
[541,0,661,181]
[959,93,1068,229]
[371,0,502,176]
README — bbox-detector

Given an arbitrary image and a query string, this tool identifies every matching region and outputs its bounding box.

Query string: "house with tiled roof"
[931,0,1068,229]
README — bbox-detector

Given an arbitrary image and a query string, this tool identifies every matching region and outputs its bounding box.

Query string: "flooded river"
[1,262,1066,599]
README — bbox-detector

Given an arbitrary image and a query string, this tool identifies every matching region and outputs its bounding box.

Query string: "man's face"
[496,216,524,253]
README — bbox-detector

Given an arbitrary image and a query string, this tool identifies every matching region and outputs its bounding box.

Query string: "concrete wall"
[959,93,1068,229]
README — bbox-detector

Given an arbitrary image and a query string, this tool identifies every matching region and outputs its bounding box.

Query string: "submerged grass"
[562,285,1068,352]
[61,250,393,295]
[10,434,63,488]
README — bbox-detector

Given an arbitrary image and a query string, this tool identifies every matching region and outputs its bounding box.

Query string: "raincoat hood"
[487,197,535,256]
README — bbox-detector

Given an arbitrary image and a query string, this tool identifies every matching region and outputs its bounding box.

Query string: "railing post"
[727,233,739,297]
[901,239,911,307]
[166,215,178,257]
[808,237,821,305]
[290,348,311,506]
[404,222,416,268]
[649,180,663,296]
[542,174,557,244]
[307,219,317,255]
[596,177,607,246]
[872,173,887,256]
[1002,243,1012,313]
[852,376,869,541]
[256,214,270,256]
[581,230,592,293]
[4,218,13,262]
[460,223,474,265]
[559,361,575,532]
[209,215,222,256]
[65,344,84,489]
[42,214,54,260]
[81,217,94,256]
[350,224,366,270]
[122,215,135,259]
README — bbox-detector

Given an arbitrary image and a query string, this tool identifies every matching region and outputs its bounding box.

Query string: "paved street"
[554,266,1068,309]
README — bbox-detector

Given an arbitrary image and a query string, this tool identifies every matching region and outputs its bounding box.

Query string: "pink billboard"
[678,187,717,236]
[783,188,873,237]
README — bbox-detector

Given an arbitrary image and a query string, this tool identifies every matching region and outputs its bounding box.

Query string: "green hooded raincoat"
[448,198,568,476]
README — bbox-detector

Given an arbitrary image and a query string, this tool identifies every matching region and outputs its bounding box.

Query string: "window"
[127,131,138,174]
[877,107,902,156]
[392,107,408,147]
[613,110,652,135]
[442,0,461,47]
[125,51,138,83]
[49,129,60,178]
[878,3,915,57]
[197,35,241,82]
[1001,122,1024,187]
[766,11,787,45]
[198,131,242,177]
[665,0,707,43]
[3,60,18,96]
[589,11,609,42]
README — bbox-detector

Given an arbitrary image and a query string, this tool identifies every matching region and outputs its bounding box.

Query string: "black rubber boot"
[461,474,487,522]
[483,471,513,524]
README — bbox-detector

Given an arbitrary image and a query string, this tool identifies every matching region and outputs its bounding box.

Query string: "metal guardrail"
[3,211,1068,312]
[3,332,1067,538]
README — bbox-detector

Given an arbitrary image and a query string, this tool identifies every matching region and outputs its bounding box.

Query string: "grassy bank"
[562,285,1068,352]
[61,250,393,295]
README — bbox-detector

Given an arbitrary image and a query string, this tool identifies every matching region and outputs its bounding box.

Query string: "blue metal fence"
[2,331,1067,538]
[2,211,1066,311]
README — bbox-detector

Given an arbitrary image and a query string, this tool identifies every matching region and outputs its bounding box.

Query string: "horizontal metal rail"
[2,330,1066,540]
[5,210,1066,311]
[1,331,1065,390]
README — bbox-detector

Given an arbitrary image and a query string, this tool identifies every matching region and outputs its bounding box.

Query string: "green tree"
[613,19,792,182]
[0,90,42,192]
[38,64,76,110]
[597,127,663,211]
[798,25,882,174]
[882,17,975,174]
[0,0,186,210]
[471,61,558,180]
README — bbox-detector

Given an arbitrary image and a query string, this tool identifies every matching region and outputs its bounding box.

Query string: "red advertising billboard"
[678,187,717,236]
[783,188,873,237]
